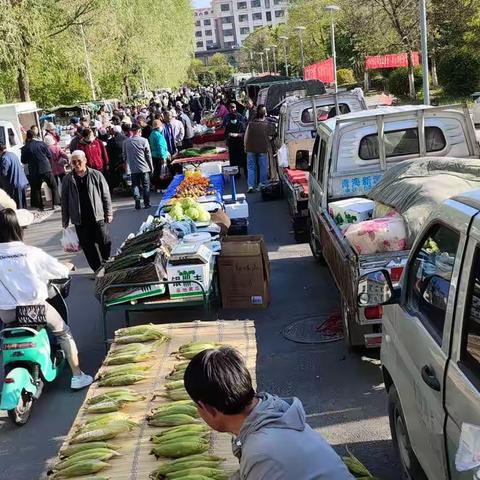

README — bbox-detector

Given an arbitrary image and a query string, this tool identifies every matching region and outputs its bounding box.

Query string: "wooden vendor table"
[171,151,229,167]
[49,320,256,480]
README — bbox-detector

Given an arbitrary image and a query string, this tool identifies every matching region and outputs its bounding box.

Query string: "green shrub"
[437,51,480,96]
[337,68,355,85]
[388,66,423,96]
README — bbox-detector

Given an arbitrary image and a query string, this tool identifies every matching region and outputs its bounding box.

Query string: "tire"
[340,299,352,348]
[388,385,427,480]
[8,390,34,426]
[308,219,325,264]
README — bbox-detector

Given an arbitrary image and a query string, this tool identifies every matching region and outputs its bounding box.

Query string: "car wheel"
[388,385,427,480]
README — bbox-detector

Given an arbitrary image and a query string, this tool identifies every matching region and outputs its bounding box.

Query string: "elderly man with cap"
[123,124,153,210]
[61,150,112,272]
[44,121,60,144]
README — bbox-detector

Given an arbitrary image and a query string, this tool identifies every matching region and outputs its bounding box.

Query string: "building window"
[266,11,272,21]
[265,0,271,6]
[240,26,250,35]
[253,25,262,30]
[204,19,211,25]
[222,16,234,24]
[195,20,201,26]
[274,0,283,4]
[253,12,262,20]
[220,3,230,11]
[223,29,234,36]
[196,41,204,48]
[239,14,248,22]
[237,1,247,8]
[195,31,203,37]
[225,42,235,48]
[205,29,212,36]
[251,0,261,7]
[274,9,284,18]
[206,40,214,45]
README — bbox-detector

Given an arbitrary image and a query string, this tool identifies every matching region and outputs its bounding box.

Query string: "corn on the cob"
[71,420,134,443]
[150,459,223,476]
[151,431,208,445]
[51,460,110,478]
[343,449,374,478]
[167,467,228,479]
[59,442,117,458]
[115,324,168,338]
[98,364,151,379]
[54,449,120,471]
[149,404,197,418]
[98,373,147,387]
[155,424,208,436]
[86,400,125,414]
[87,389,136,405]
[116,332,168,344]
[83,412,129,426]
[104,353,151,365]
[147,414,199,427]
[151,441,209,459]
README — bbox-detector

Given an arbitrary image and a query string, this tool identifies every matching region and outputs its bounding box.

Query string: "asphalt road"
[0,187,401,480]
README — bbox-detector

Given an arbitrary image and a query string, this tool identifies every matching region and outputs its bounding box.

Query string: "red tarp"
[365,52,420,70]
[304,58,335,83]
[193,128,225,145]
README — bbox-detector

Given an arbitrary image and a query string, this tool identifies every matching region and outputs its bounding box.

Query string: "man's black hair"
[184,347,255,415]
[256,104,266,118]
[26,130,35,141]
[0,142,6,151]
[0,208,23,243]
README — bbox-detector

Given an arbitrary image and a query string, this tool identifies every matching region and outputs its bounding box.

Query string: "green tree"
[209,53,235,83]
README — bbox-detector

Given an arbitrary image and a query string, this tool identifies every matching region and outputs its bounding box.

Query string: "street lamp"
[325,5,340,93]
[279,35,289,77]
[419,0,430,104]
[258,51,265,73]
[295,26,306,78]
[270,44,278,74]
[265,47,271,73]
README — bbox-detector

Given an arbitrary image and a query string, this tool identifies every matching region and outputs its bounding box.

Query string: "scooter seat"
[2,323,46,338]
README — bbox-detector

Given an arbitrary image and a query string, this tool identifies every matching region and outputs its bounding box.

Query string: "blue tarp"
[156,174,225,216]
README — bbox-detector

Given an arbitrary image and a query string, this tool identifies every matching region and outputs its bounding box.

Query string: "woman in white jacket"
[0,208,92,390]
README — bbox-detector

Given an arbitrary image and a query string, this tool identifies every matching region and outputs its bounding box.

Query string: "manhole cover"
[281,313,344,344]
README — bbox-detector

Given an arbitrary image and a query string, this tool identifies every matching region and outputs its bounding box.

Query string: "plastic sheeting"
[367,157,480,245]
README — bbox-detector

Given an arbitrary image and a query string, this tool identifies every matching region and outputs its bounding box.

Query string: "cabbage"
[198,210,211,222]
[181,197,197,209]
[185,207,200,221]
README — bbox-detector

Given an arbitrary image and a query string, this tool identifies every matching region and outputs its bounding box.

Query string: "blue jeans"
[131,172,151,206]
[247,152,268,188]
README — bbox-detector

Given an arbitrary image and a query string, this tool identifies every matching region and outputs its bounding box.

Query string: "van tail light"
[390,267,404,283]
[364,305,383,320]
[364,333,383,348]
[4,378,15,384]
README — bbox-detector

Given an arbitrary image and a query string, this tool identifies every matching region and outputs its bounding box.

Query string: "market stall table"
[49,320,256,480]
[193,127,225,145]
[171,151,229,168]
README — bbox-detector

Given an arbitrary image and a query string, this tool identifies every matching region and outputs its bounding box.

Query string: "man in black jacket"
[106,125,127,190]
[21,129,60,210]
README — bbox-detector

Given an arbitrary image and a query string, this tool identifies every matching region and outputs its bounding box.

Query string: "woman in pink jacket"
[45,135,68,188]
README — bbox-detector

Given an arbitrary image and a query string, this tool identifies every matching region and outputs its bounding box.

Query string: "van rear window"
[301,103,350,124]
[0,128,5,146]
[359,126,446,160]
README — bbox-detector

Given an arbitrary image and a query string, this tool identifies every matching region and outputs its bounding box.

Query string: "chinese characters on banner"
[304,58,335,83]
[365,52,420,70]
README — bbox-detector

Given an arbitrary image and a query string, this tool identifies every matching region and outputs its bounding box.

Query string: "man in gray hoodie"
[184,347,354,480]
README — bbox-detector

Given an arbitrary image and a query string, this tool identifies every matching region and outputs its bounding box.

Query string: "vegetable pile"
[166,197,211,223]
[178,146,217,158]
[175,176,213,199]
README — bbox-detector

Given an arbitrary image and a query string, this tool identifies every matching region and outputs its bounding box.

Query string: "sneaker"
[71,372,93,390]
[144,204,152,209]
[53,205,61,211]
[247,187,254,193]
[134,199,141,210]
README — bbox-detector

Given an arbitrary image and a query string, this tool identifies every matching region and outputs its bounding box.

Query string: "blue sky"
[193,0,211,7]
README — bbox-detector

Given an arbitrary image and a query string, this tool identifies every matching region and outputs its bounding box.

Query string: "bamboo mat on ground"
[49,320,256,480]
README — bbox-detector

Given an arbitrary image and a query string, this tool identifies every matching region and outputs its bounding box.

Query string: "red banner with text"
[365,52,420,70]
[304,58,335,83]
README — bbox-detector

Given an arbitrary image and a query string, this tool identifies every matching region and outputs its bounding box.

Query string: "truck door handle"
[421,365,441,392]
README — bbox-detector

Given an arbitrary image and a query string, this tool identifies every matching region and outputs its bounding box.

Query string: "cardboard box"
[167,243,214,299]
[328,198,374,225]
[218,235,270,308]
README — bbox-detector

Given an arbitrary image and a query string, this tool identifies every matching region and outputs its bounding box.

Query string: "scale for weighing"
[166,242,215,299]
[222,165,249,234]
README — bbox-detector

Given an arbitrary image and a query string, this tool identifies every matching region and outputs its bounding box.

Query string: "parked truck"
[0,102,42,157]
[308,105,479,347]
[276,90,367,241]
[357,187,480,479]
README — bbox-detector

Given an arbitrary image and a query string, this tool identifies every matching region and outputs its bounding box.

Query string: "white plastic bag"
[277,144,288,168]
[456,423,480,472]
[61,226,81,253]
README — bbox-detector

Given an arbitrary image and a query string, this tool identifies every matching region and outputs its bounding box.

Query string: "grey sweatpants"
[0,303,78,363]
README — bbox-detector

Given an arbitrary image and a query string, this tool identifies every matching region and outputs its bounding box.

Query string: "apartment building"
[194,0,288,54]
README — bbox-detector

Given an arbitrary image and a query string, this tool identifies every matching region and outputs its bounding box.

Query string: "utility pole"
[295,26,306,78]
[325,5,340,93]
[271,44,278,74]
[265,48,271,73]
[80,23,96,101]
[259,52,265,73]
[279,36,289,77]
[419,0,430,105]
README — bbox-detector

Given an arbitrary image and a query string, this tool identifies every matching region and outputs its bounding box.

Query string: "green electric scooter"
[0,278,70,425]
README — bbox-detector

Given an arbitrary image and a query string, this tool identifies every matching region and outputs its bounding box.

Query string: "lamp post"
[265,47,271,73]
[325,5,340,93]
[258,52,265,73]
[279,35,289,77]
[270,44,278,74]
[295,26,306,78]
[419,0,430,105]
